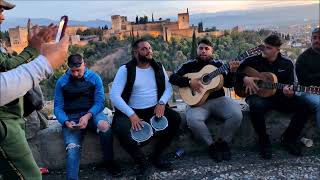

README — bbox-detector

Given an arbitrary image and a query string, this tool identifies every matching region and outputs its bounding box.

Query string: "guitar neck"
[205,45,263,81]
[258,82,320,94]
[206,57,242,80]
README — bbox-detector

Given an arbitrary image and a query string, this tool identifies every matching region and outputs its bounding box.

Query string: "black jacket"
[237,53,294,97]
[169,58,236,100]
[296,47,320,86]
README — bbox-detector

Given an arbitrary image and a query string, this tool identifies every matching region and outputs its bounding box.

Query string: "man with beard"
[110,38,181,177]
[296,27,320,128]
[238,35,311,159]
[169,38,242,162]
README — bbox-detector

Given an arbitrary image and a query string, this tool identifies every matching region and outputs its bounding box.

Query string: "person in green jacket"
[0,1,58,179]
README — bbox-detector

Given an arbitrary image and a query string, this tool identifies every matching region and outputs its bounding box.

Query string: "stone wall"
[26,108,319,169]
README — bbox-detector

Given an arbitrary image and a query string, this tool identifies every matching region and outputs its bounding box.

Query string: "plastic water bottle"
[175,148,185,159]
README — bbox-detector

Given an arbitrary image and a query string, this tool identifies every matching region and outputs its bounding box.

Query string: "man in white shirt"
[110,39,181,177]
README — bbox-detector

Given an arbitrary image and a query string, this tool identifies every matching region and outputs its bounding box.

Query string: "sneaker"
[151,157,173,171]
[104,162,122,177]
[259,137,272,160]
[220,141,231,161]
[281,138,302,156]
[208,142,223,163]
[133,161,151,179]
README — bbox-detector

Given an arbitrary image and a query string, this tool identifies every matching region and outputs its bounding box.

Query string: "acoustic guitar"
[179,45,264,106]
[235,66,320,97]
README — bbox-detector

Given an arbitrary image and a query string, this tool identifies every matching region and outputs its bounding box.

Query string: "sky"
[5,0,319,21]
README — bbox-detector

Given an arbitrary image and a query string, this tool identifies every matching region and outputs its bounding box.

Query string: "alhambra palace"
[8,9,229,53]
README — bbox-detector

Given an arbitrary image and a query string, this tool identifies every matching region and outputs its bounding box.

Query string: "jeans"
[62,112,113,180]
[298,93,320,127]
[246,95,311,142]
[186,96,243,146]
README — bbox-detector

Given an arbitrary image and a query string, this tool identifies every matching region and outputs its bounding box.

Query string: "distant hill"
[2,3,318,31]
[1,18,111,30]
[188,4,319,29]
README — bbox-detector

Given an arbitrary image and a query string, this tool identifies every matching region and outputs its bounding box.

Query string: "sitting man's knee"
[232,109,243,122]
[66,143,81,152]
[97,120,111,133]
[248,100,266,112]
[186,117,205,128]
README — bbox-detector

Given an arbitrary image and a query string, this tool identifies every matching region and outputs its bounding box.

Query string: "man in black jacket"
[296,27,320,128]
[238,35,311,159]
[170,38,242,162]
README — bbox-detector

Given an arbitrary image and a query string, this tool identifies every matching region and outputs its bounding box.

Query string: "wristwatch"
[158,100,165,105]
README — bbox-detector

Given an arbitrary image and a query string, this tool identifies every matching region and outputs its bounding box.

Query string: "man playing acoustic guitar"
[170,38,243,162]
[237,35,312,159]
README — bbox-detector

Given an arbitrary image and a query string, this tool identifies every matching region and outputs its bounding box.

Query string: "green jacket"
[0,46,40,119]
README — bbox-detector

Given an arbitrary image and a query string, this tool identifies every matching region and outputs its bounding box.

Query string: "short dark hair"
[67,54,83,68]
[264,35,282,47]
[198,38,213,47]
[132,38,147,50]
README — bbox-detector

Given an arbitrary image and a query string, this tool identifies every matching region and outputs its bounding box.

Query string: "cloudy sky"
[6,0,319,21]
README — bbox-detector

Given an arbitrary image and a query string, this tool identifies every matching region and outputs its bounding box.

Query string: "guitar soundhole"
[202,74,211,85]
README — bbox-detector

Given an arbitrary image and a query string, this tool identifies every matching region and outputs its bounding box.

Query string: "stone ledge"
[27,110,319,169]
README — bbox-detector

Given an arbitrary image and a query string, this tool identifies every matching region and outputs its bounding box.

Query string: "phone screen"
[55,16,68,43]
[72,124,81,128]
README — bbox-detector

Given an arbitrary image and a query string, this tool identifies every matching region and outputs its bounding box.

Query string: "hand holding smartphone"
[72,124,81,129]
[55,15,68,43]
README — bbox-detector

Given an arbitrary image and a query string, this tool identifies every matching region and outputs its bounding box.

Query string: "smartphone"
[55,15,68,43]
[72,124,81,128]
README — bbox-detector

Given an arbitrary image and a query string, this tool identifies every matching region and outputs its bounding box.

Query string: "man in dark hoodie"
[296,27,320,129]
[238,34,311,160]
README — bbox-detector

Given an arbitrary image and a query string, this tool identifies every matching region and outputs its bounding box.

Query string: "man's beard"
[312,43,320,54]
[138,53,151,64]
[197,54,211,62]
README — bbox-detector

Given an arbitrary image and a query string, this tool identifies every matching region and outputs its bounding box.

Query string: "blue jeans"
[62,112,113,180]
[298,93,320,127]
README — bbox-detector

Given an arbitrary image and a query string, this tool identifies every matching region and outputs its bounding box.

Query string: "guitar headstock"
[238,44,264,61]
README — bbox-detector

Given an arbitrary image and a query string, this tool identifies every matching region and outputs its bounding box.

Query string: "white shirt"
[110,64,172,117]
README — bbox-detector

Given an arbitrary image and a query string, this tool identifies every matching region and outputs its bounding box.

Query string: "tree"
[190,30,197,60]
[198,21,203,32]
[76,29,83,35]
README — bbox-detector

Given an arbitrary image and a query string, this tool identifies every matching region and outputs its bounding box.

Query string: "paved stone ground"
[43,144,320,180]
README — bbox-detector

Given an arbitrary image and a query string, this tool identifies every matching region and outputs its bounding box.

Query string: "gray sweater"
[0,55,53,106]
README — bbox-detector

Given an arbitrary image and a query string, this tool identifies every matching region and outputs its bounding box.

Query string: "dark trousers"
[112,106,181,164]
[246,95,311,142]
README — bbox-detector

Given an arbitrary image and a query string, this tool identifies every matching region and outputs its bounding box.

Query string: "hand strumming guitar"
[190,78,204,93]
[243,76,260,95]
[228,61,240,73]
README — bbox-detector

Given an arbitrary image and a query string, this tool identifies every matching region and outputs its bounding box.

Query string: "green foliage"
[190,30,197,60]
[41,30,295,100]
